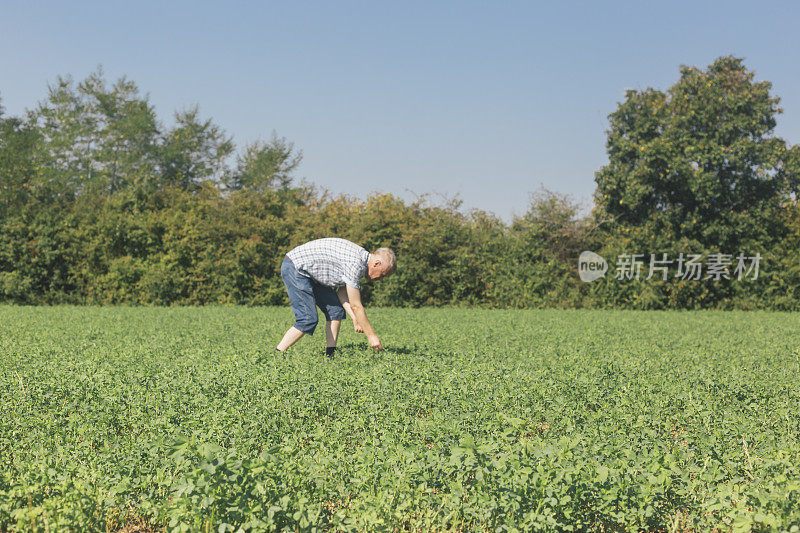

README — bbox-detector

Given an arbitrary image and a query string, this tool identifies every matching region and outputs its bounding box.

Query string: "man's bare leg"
[277,327,305,351]
[325,320,341,348]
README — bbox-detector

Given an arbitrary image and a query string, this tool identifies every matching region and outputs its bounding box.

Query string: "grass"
[1,306,799,531]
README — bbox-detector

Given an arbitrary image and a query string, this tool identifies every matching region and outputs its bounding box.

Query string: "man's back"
[286,238,370,289]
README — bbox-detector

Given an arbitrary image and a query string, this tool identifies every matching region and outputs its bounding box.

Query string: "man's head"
[367,247,396,281]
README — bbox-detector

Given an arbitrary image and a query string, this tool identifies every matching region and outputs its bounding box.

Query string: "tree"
[0,104,43,215]
[594,56,800,252]
[157,105,234,190]
[27,67,161,198]
[224,133,302,192]
[77,70,160,193]
[513,188,597,264]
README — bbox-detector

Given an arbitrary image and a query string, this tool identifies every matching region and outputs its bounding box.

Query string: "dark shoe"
[325,347,336,359]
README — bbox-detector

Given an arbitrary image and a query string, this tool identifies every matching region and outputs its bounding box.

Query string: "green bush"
[1,61,798,309]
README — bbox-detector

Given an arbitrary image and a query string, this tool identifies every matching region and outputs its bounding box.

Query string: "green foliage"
[225,134,302,192]
[489,190,601,308]
[0,112,42,216]
[158,106,234,191]
[591,56,800,309]
[595,56,799,248]
[1,307,799,530]
[1,61,800,309]
[27,67,162,199]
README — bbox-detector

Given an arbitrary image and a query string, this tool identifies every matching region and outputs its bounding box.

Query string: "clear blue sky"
[2,1,799,219]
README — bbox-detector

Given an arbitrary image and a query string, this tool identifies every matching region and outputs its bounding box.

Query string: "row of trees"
[1,58,799,309]
[0,67,299,212]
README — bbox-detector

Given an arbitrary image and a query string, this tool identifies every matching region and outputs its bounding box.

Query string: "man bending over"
[276,237,396,356]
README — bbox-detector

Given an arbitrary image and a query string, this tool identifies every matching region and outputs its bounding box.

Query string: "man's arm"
[337,286,363,332]
[345,285,382,351]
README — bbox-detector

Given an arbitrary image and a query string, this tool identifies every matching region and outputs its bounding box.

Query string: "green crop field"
[2,306,799,532]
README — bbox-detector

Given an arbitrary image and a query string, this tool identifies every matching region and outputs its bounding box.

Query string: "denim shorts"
[281,256,346,335]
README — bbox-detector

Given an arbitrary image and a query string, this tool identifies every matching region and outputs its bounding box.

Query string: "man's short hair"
[374,247,396,271]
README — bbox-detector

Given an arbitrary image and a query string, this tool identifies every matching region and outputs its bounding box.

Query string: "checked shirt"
[286,238,370,289]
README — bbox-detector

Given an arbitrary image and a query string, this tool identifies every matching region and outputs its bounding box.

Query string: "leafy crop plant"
[1,306,798,531]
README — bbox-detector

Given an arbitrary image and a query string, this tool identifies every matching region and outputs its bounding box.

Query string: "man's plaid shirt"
[286,238,370,289]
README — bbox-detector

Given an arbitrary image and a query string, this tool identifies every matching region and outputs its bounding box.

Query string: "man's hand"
[367,333,383,351]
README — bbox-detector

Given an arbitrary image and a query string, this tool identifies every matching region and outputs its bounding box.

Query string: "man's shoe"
[325,347,336,359]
